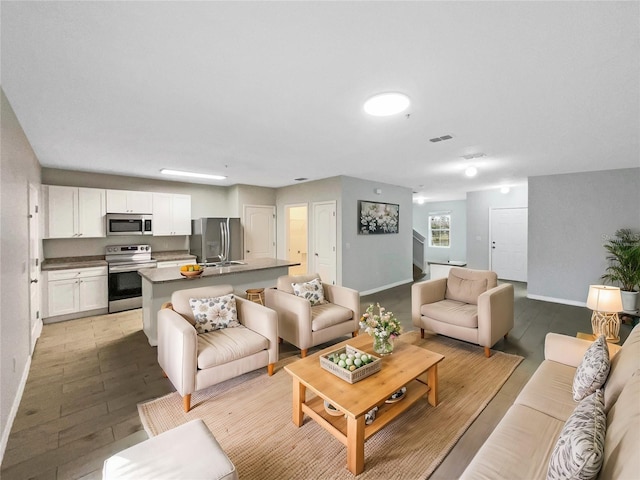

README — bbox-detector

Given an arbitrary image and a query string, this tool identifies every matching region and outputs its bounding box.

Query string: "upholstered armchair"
[265,274,360,358]
[412,267,514,357]
[157,285,278,412]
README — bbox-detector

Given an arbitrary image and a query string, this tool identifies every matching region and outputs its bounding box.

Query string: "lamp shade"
[586,285,623,312]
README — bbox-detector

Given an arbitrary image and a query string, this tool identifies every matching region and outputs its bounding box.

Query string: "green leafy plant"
[601,228,640,292]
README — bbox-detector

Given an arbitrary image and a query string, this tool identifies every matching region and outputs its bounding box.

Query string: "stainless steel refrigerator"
[190,218,243,264]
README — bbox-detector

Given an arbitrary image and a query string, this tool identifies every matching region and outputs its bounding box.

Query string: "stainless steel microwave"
[106,214,152,236]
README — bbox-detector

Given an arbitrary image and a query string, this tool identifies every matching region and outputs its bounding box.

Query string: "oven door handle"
[109,263,157,273]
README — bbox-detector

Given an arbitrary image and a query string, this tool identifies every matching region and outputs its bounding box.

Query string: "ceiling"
[2,1,639,201]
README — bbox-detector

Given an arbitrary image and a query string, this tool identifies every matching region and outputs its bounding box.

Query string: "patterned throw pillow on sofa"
[189,294,240,334]
[547,389,606,480]
[573,335,610,401]
[291,277,326,306]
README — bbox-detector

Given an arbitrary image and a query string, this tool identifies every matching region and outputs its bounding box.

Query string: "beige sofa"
[412,267,514,357]
[265,274,360,358]
[461,324,640,479]
[157,285,278,412]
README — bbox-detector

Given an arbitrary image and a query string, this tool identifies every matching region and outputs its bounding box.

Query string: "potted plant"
[601,228,640,312]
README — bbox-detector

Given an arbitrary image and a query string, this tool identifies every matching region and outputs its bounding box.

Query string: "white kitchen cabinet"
[106,189,153,214]
[43,185,106,239]
[44,266,108,318]
[152,193,191,236]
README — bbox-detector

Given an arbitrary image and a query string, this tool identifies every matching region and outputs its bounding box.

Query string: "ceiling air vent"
[429,134,454,143]
[294,177,308,182]
[462,153,486,160]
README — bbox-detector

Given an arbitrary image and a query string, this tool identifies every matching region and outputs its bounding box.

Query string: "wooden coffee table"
[284,334,444,474]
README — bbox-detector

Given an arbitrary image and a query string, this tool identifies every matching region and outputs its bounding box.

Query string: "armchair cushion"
[190,294,240,333]
[445,270,489,305]
[421,299,479,328]
[311,303,354,331]
[292,277,327,306]
[197,326,270,369]
[276,274,319,294]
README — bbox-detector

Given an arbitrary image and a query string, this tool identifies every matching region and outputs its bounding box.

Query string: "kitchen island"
[139,258,299,346]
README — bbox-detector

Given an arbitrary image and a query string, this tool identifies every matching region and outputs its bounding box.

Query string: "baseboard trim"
[0,355,32,465]
[527,294,586,308]
[361,278,414,296]
[31,318,43,355]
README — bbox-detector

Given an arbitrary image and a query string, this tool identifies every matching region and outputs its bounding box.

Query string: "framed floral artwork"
[358,201,399,234]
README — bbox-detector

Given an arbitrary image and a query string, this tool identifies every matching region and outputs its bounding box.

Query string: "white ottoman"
[103,419,238,480]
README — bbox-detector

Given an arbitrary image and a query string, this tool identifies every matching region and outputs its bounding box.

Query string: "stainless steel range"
[106,244,157,313]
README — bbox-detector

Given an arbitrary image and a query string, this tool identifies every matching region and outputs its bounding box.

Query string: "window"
[429,214,450,247]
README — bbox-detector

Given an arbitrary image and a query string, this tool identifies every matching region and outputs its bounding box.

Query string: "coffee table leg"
[427,364,439,406]
[292,378,305,427]
[346,415,365,475]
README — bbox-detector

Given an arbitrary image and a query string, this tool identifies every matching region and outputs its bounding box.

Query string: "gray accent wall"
[528,168,640,304]
[413,200,467,266]
[1,89,42,454]
[341,176,413,293]
[466,185,528,270]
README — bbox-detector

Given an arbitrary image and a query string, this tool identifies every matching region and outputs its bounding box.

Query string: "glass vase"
[373,335,394,356]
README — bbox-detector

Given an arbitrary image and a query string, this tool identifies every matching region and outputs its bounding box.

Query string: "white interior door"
[490,207,528,282]
[286,204,308,275]
[243,205,276,259]
[312,201,337,285]
[29,183,42,353]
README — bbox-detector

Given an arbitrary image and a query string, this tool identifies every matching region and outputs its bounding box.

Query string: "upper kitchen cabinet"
[43,185,106,239]
[106,189,153,214]
[152,193,191,236]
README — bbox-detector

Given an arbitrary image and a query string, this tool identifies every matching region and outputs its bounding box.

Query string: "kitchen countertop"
[139,257,299,284]
[41,256,107,271]
[42,250,196,271]
[152,250,196,262]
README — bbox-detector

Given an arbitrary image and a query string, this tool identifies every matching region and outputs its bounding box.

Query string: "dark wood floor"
[1,280,633,479]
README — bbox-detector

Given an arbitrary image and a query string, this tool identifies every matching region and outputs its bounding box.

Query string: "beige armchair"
[157,285,278,412]
[412,267,514,357]
[265,274,360,358]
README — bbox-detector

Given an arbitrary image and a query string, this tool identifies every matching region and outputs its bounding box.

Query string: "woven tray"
[320,345,381,384]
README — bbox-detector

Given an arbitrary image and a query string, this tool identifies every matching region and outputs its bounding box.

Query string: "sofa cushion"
[572,335,610,401]
[445,270,488,305]
[276,274,320,294]
[190,294,240,334]
[460,404,565,480]
[421,300,478,328]
[292,277,326,306]
[547,389,606,480]
[600,370,640,480]
[311,303,353,331]
[603,323,640,412]
[515,359,578,422]
[197,326,269,369]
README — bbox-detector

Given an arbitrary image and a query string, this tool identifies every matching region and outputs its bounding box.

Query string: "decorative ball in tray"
[180,264,204,278]
[320,345,381,384]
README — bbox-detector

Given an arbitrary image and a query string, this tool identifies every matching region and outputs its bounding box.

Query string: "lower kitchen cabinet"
[44,266,108,319]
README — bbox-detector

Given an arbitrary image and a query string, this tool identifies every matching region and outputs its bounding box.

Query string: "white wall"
[528,168,640,304]
[341,176,413,293]
[1,89,42,459]
[413,200,467,265]
[466,185,528,269]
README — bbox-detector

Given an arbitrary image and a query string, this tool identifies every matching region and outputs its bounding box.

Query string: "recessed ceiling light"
[500,186,511,194]
[364,92,410,116]
[160,169,226,180]
[465,166,478,177]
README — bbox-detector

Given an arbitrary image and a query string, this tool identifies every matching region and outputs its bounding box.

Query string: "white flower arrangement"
[359,303,402,339]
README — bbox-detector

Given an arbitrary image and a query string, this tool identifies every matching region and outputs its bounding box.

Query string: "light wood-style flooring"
[1,280,633,479]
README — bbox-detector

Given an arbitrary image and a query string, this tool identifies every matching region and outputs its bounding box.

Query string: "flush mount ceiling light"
[465,166,478,177]
[160,169,226,180]
[364,92,410,116]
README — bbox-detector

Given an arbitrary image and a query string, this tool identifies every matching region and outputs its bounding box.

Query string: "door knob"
[30,279,38,283]
[492,246,496,249]
[246,250,251,253]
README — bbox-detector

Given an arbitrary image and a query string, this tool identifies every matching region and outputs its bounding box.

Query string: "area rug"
[138,332,523,479]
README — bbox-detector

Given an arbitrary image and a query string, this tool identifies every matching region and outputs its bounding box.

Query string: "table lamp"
[587,285,623,343]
